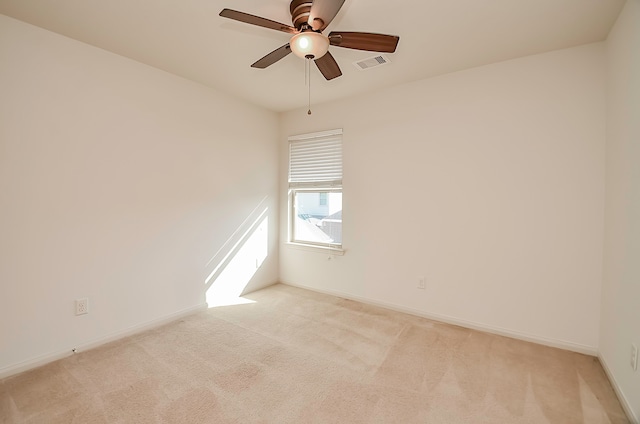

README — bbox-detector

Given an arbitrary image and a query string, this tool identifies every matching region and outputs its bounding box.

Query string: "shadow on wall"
[204,197,269,307]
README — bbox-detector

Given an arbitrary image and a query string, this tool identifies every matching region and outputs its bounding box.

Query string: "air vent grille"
[353,55,390,71]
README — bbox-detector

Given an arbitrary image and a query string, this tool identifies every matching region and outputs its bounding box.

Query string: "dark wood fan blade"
[308,0,345,31]
[251,44,292,69]
[328,32,399,53]
[315,52,342,80]
[220,9,297,34]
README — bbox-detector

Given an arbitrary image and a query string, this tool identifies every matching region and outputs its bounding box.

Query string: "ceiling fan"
[219,0,400,81]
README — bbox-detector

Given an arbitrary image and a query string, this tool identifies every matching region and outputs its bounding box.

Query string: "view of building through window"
[293,191,342,244]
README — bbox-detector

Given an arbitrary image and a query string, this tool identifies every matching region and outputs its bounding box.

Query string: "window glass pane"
[294,191,342,245]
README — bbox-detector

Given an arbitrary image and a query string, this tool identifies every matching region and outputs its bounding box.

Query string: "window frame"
[289,187,342,249]
[287,129,343,252]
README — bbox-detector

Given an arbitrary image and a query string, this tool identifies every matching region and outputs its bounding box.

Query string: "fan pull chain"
[306,56,312,115]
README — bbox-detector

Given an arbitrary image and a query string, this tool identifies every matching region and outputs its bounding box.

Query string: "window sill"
[285,242,345,256]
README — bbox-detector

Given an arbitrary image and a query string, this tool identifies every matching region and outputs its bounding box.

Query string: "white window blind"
[289,129,342,187]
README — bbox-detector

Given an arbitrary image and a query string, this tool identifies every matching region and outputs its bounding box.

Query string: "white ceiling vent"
[353,55,390,71]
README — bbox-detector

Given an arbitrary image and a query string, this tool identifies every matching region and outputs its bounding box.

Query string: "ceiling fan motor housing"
[290,0,314,29]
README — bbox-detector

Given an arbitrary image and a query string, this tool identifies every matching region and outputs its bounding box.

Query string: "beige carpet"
[0,284,630,423]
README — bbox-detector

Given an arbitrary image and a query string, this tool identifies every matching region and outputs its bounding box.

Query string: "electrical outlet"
[632,344,638,371]
[75,298,88,315]
[418,277,426,290]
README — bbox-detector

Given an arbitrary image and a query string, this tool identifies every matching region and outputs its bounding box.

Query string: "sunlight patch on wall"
[205,204,268,307]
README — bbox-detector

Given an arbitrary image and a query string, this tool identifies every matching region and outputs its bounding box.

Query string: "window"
[288,129,342,249]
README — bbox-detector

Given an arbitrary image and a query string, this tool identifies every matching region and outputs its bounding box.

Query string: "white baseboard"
[281,281,598,356]
[598,354,639,424]
[0,303,207,380]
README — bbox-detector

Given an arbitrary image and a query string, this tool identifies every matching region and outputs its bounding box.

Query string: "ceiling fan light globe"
[290,32,329,59]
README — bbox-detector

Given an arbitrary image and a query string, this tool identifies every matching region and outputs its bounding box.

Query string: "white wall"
[0,15,279,376]
[279,43,606,354]
[601,0,640,421]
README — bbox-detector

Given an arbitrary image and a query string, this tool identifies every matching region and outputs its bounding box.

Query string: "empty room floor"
[0,284,629,423]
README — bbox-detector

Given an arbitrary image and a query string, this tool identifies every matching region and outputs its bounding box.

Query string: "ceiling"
[0,0,625,112]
